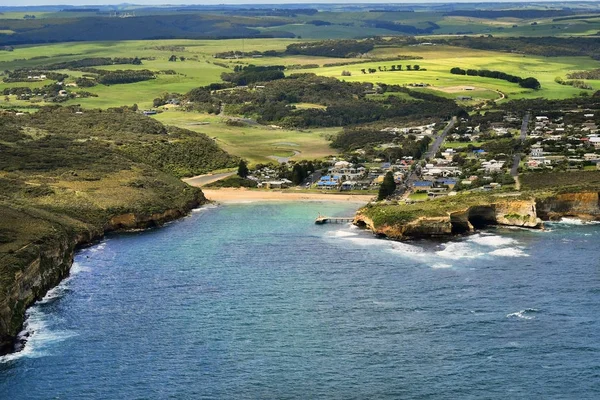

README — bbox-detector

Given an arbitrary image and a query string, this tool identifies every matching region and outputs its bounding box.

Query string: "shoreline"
[201,188,374,204]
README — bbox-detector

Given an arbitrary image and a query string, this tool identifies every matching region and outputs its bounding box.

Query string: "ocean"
[1,202,599,399]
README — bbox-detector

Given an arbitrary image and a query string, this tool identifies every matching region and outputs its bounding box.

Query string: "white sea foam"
[469,233,517,247]
[0,307,76,363]
[506,308,539,320]
[330,230,359,238]
[70,262,91,275]
[436,242,483,260]
[554,217,600,225]
[489,247,529,257]
[431,263,452,269]
[191,204,219,213]
[389,241,425,256]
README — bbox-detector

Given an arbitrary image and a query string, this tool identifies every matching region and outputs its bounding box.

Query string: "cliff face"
[0,193,204,355]
[355,198,543,241]
[537,192,600,221]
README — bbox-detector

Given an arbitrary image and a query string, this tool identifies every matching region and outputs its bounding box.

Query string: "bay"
[1,202,599,399]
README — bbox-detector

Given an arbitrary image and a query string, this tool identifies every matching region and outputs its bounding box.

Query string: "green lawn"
[153,110,338,164]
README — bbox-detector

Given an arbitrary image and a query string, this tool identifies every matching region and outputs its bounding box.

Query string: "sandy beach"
[201,188,374,204]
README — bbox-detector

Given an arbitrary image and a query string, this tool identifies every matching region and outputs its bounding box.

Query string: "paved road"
[424,117,457,159]
[396,117,456,199]
[301,171,322,188]
[511,112,530,177]
[183,172,236,187]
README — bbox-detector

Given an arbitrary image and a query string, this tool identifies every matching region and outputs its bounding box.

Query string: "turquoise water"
[1,202,599,399]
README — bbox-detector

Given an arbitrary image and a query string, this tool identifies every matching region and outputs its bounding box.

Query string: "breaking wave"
[469,233,517,247]
[489,247,529,257]
[506,308,539,320]
[436,242,484,260]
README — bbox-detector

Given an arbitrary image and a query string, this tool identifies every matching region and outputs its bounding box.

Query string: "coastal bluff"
[0,192,205,356]
[354,191,600,240]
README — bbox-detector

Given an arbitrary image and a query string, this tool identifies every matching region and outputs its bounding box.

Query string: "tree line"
[285,40,375,58]
[450,67,541,89]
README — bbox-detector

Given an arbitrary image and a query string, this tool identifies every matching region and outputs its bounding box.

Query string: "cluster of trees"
[555,77,593,90]
[168,55,185,62]
[567,69,600,80]
[450,67,541,89]
[360,65,420,74]
[121,127,239,178]
[221,65,285,86]
[38,57,142,70]
[182,74,462,129]
[213,50,279,58]
[377,172,396,201]
[93,69,155,85]
[367,21,439,35]
[3,70,68,82]
[75,77,97,87]
[285,40,375,58]
[332,127,432,158]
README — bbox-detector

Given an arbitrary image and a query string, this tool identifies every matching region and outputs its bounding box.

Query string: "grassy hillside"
[0,106,243,352]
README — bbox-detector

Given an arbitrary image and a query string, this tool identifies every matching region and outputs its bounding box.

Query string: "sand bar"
[202,188,374,204]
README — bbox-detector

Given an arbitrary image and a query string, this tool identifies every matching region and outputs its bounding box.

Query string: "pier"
[315,215,354,224]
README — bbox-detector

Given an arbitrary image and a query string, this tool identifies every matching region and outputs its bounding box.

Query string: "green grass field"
[313,45,600,100]
[153,110,337,164]
[2,40,599,111]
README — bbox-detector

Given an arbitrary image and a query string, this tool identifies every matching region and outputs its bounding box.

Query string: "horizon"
[0,0,582,8]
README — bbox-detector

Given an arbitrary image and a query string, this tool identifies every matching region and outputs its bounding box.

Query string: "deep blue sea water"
[1,202,599,399]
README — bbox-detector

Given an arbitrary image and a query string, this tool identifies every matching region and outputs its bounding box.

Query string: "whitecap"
[431,263,452,269]
[436,242,483,260]
[489,247,529,257]
[506,308,539,320]
[469,233,517,247]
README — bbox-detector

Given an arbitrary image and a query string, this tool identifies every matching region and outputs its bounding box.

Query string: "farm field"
[312,45,600,100]
[153,110,337,164]
[2,39,599,112]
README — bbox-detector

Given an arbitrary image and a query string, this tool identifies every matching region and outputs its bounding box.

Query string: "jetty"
[315,215,354,224]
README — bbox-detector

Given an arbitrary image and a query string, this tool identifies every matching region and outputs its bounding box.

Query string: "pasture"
[2,39,600,111]
[153,110,337,164]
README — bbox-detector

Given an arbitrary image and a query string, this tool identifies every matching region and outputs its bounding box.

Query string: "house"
[413,181,433,191]
[530,144,544,157]
[435,178,457,190]
[481,159,504,173]
[316,175,340,190]
[457,96,472,101]
[340,181,354,191]
[264,180,289,189]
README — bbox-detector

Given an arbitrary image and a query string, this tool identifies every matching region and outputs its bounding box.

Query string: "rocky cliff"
[0,193,204,355]
[355,192,599,241]
[536,191,600,221]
